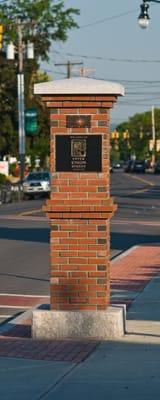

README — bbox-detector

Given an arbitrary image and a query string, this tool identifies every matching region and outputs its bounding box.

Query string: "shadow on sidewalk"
[0,226,50,243]
[111,232,160,253]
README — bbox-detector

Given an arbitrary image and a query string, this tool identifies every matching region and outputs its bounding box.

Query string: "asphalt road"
[110,170,160,258]
[0,170,159,323]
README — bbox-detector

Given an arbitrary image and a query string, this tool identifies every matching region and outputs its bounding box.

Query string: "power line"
[94,76,160,84]
[78,8,138,29]
[53,49,160,64]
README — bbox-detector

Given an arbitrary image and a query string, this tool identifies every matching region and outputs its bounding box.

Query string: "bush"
[0,173,7,186]
[9,162,20,177]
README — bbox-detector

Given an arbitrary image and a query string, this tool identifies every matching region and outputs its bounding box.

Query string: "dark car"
[154,161,160,174]
[110,165,113,173]
[124,160,134,173]
[132,160,146,173]
[124,160,145,173]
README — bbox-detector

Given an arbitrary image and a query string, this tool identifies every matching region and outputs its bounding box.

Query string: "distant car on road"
[132,160,146,173]
[112,161,123,169]
[110,165,113,173]
[124,160,134,173]
[124,160,145,173]
[154,161,160,174]
[22,171,50,199]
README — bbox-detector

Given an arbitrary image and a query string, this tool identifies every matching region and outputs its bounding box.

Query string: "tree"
[116,109,160,161]
[0,0,79,163]
[0,0,79,61]
[0,53,18,157]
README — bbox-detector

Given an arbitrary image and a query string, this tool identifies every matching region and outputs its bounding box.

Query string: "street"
[111,170,160,257]
[0,170,159,323]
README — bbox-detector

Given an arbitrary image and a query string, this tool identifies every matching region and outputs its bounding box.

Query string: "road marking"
[127,174,155,186]
[18,208,43,216]
[0,215,47,221]
[112,219,160,226]
[0,314,12,318]
[119,204,158,210]
[0,293,49,298]
[0,305,29,309]
[128,188,151,195]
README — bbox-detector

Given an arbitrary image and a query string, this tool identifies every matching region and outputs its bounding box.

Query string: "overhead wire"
[78,8,138,29]
[53,49,160,64]
[46,6,160,118]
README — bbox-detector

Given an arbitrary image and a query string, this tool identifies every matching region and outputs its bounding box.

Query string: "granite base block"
[32,305,126,340]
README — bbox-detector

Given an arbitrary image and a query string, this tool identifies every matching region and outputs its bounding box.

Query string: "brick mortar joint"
[45,213,116,220]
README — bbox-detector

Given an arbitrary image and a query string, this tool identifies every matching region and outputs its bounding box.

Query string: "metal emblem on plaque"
[71,138,86,158]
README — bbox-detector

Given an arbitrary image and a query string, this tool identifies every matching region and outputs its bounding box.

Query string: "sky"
[42,0,160,128]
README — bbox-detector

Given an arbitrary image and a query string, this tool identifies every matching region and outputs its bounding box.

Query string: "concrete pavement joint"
[37,363,78,400]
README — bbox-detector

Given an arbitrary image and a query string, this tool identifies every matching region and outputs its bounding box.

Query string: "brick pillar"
[33,78,125,339]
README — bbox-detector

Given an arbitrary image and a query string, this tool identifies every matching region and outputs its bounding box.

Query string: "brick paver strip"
[0,295,50,307]
[111,245,160,293]
[0,337,99,362]
[0,245,159,362]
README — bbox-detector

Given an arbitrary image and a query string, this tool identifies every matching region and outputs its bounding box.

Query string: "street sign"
[25,108,38,135]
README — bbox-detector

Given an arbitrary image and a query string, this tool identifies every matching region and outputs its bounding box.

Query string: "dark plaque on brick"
[56,135,102,172]
[66,115,91,128]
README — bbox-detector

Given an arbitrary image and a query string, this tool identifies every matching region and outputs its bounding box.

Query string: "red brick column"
[42,94,118,311]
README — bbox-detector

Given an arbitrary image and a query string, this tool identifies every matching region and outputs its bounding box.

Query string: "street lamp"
[138,0,160,28]
[7,19,34,184]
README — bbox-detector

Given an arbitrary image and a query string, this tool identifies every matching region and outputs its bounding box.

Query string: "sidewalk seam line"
[37,363,77,400]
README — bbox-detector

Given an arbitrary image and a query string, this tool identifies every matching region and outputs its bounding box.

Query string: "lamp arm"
[145,0,160,3]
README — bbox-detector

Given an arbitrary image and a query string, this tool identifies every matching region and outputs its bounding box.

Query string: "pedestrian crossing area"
[0,293,50,324]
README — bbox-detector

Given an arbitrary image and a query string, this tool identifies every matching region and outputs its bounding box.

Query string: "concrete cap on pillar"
[34,77,125,96]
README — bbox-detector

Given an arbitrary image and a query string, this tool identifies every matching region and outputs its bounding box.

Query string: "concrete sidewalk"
[0,244,160,399]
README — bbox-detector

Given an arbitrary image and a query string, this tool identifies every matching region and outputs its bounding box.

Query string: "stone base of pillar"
[32,305,126,340]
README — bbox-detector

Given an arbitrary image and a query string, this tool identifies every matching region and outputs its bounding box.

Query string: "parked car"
[22,171,50,198]
[132,160,146,173]
[154,161,160,174]
[124,160,145,173]
[112,161,123,169]
[124,160,134,173]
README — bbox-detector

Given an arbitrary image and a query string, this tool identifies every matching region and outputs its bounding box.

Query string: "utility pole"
[151,105,156,167]
[7,20,34,185]
[55,60,83,78]
[17,19,25,184]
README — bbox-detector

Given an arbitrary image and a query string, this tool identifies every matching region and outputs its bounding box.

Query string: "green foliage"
[9,162,17,176]
[0,173,7,185]
[1,1,79,61]
[0,1,79,162]
[0,54,18,157]
[116,109,160,161]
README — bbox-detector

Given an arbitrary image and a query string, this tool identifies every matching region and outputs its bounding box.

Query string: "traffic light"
[111,130,119,139]
[123,130,129,139]
[0,24,3,50]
